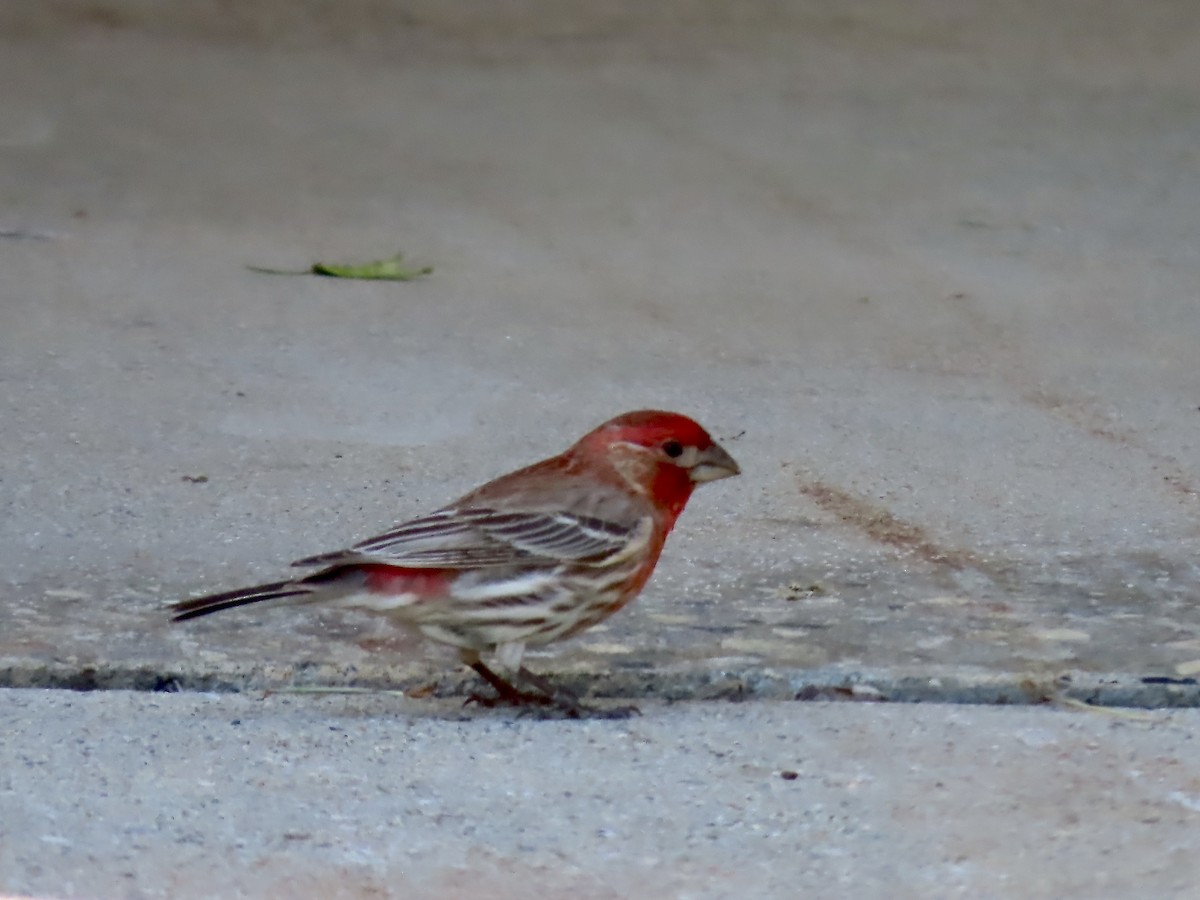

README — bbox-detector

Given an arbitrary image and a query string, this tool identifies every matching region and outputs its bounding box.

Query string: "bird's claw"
[463,689,554,710]
[465,660,640,718]
[462,689,640,720]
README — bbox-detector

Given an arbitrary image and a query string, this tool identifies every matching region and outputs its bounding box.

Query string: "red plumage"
[172,410,740,716]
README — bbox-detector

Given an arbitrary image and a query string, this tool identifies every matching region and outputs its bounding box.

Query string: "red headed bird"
[173,410,740,716]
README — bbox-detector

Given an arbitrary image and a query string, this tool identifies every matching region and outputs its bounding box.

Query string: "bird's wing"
[291,507,650,570]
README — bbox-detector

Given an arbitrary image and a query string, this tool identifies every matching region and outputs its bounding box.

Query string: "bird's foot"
[514,666,640,719]
[464,660,555,710]
[464,688,555,709]
[465,661,640,719]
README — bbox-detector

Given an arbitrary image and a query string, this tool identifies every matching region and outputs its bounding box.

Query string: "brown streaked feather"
[290,507,644,571]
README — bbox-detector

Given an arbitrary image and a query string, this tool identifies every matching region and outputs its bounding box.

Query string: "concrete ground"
[3,691,1199,900]
[1,1,1199,896]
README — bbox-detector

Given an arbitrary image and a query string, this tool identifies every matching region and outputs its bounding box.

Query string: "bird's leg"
[464,659,640,719]
[514,667,584,712]
[465,660,554,708]
[515,667,641,720]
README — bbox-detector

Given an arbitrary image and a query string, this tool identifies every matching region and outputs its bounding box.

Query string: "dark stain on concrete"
[798,479,977,571]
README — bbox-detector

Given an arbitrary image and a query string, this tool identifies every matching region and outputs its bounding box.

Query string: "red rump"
[360,564,451,597]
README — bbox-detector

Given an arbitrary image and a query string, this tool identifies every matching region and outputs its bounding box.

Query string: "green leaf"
[247,251,433,281]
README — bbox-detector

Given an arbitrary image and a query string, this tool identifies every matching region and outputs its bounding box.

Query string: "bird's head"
[574,410,740,518]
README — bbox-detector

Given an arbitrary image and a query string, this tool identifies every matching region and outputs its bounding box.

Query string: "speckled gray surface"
[3,690,1200,900]
[2,1,1200,707]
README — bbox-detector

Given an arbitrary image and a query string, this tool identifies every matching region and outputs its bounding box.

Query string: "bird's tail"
[171,567,355,621]
[170,581,314,621]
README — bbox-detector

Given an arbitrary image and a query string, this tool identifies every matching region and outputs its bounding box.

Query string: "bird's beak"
[689,443,741,483]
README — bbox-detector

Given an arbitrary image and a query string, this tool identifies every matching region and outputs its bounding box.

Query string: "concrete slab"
[3,689,1199,900]
[1,3,1199,703]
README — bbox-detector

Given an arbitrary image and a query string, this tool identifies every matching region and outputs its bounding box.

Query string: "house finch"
[172,409,740,717]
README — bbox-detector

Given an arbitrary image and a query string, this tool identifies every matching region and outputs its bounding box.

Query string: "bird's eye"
[662,440,684,459]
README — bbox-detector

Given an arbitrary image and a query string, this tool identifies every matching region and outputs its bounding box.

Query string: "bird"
[172,409,740,717]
